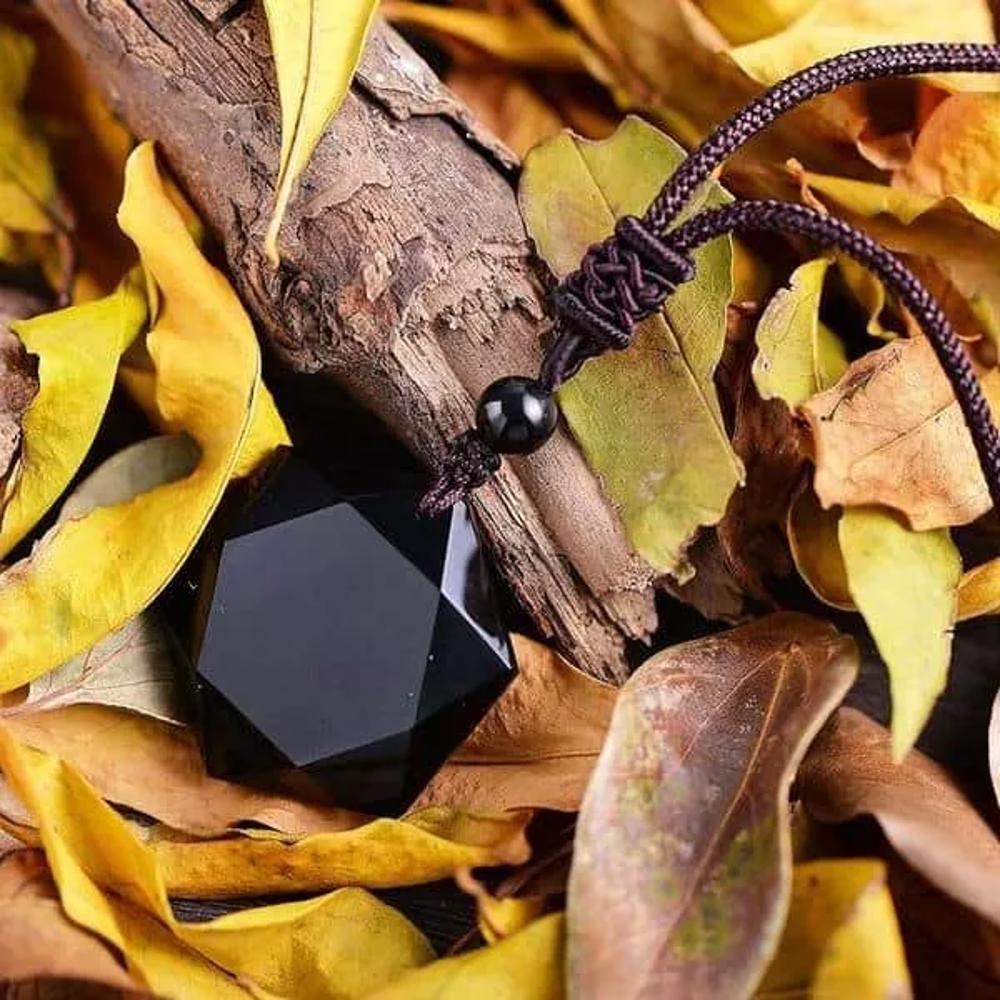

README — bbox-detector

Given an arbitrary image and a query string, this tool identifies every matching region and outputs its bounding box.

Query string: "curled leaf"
[729,0,997,92]
[0,142,259,693]
[22,612,184,725]
[957,556,1000,621]
[369,912,565,1000]
[0,306,39,495]
[262,0,379,263]
[0,26,62,239]
[568,613,857,999]
[0,274,147,559]
[786,485,854,609]
[838,505,960,759]
[0,726,439,997]
[802,336,1000,530]
[384,3,589,72]
[798,167,1000,348]
[415,634,617,813]
[519,116,742,575]
[751,257,847,407]
[800,708,1000,925]
[758,859,911,999]
[148,808,532,899]
[0,849,140,991]
[4,703,363,836]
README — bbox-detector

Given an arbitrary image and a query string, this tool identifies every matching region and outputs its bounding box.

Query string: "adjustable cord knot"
[418,429,501,518]
[552,215,695,351]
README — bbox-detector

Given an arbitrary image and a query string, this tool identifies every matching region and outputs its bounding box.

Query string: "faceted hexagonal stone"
[182,450,516,815]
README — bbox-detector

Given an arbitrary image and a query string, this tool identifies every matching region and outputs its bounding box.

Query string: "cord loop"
[419,42,1000,516]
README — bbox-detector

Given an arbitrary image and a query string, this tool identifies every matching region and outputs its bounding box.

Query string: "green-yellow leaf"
[838,506,960,760]
[369,913,566,1000]
[752,257,847,407]
[758,859,911,999]
[0,142,259,693]
[0,274,148,560]
[519,116,742,574]
[262,0,379,263]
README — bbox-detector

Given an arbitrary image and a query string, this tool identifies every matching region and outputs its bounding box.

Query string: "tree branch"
[37,0,659,679]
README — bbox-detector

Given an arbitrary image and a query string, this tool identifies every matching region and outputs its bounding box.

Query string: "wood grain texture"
[36,0,662,679]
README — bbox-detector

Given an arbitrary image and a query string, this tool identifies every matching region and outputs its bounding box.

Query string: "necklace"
[187,43,1000,816]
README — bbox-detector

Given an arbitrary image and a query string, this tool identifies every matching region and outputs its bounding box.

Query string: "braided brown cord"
[668,201,1000,510]
[420,42,1000,515]
[645,43,1000,232]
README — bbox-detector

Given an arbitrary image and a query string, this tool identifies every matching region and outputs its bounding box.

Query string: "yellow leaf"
[519,117,742,574]
[838,506,960,759]
[177,889,435,999]
[699,0,815,45]
[0,142,259,693]
[758,859,911,999]
[455,868,549,945]
[896,92,1000,203]
[0,273,147,559]
[752,257,847,407]
[730,0,998,92]
[0,24,34,98]
[0,726,439,998]
[957,556,1000,620]
[384,3,589,72]
[262,0,379,263]
[786,486,854,610]
[0,27,61,238]
[148,807,531,898]
[798,168,1000,342]
[369,912,566,1000]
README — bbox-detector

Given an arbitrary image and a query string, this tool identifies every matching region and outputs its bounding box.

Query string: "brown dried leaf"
[567,613,858,999]
[414,634,617,813]
[4,704,366,836]
[890,859,1000,1000]
[799,707,1000,925]
[446,68,562,158]
[0,850,141,991]
[0,291,40,495]
[802,336,1000,529]
[715,305,811,599]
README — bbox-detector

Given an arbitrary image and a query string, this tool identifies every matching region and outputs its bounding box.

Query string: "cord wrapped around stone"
[419,41,1000,516]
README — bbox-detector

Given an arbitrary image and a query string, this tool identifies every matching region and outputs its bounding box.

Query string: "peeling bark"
[38,0,658,679]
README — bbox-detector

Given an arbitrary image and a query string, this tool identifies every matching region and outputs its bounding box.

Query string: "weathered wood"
[37,0,662,680]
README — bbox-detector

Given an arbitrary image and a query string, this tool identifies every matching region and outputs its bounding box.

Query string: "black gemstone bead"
[476,377,558,454]
[173,449,516,815]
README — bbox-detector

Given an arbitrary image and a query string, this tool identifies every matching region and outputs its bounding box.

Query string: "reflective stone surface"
[180,450,516,814]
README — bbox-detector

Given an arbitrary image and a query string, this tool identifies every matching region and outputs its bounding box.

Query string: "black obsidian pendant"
[180,450,516,815]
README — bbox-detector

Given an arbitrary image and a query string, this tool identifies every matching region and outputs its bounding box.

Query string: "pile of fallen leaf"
[0,0,999,997]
